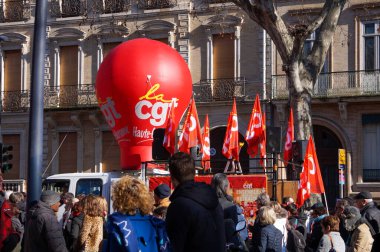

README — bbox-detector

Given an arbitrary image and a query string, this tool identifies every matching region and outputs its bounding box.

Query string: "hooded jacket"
[24,201,68,252]
[165,180,225,252]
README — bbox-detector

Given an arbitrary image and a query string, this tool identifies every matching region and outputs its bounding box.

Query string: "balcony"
[92,0,130,14]
[137,0,176,10]
[1,84,98,112]
[271,70,380,99]
[50,0,86,18]
[193,77,246,102]
[0,0,31,23]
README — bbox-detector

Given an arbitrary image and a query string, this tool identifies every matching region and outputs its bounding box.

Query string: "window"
[303,31,330,94]
[42,179,70,194]
[101,131,120,172]
[213,33,234,79]
[362,114,380,182]
[363,22,380,70]
[76,179,103,196]
[3,49,22,110]
[303,31,329,73]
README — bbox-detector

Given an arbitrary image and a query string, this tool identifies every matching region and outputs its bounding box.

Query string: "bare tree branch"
[305,0,347,80]
[232,0,294,62]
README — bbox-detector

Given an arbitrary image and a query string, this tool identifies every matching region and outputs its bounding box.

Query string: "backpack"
[106,212,171,252]
[287,228,306,252]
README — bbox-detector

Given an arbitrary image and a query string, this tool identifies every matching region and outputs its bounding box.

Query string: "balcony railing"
[271,70,380,99]
[193,77,246,102]
[1,84,98,112]
[137,0,176,10]
[50,0,86,18]
[92,0,130,14]
[0,0,31,22]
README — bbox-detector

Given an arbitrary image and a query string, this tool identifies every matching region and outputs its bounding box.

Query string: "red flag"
[178,99,203,154]
[296,136,325,207]
[245,94,264,157]
[163,100,176,155]
[202,115,211,171]
[259,112,266,166]
[222,99,239,160]
[283,108,294,166]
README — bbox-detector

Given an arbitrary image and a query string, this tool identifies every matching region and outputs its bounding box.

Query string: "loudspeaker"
[152,128,171,160]
[266,126,282,153]
[292,140,308,165]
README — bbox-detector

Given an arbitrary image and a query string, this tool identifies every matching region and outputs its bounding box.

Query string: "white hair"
[365,199,373,203]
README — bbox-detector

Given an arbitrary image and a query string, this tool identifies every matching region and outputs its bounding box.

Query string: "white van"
[42,166,169,213]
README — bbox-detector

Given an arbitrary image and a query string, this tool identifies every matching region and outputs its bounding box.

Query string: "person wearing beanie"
[343,206,374,252]
[154,184,171,208]
[23,190,68,252]
[354,191,380,252]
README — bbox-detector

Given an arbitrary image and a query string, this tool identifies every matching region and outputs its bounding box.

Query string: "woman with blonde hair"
[104,175,171,252]
[251,206,282,251]
[78,195,107,252]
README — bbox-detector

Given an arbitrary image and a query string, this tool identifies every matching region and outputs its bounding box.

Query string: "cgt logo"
[135,83,178,127]
[243,181,253,189]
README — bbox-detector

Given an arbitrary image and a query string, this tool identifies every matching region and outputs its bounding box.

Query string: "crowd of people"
[0,152,380,252]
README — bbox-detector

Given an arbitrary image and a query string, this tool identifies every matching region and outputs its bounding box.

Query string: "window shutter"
[213,34,234,79]
[59,132,78,174]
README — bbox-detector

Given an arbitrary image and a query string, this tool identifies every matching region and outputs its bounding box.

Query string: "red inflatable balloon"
[96,39,192,170]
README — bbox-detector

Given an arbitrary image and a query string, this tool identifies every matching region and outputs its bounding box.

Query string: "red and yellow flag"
[259,112,266,166]
[178,99,203,154]
[296,136,325,207]
[202,114,211,171]
[245,94,264,158]
[222,99,239,160]
[283,108,294,166]
[163,100,176,155]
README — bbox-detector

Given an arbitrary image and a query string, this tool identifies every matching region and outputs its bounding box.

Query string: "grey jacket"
[316,231,345,252]
[24,201,68,252]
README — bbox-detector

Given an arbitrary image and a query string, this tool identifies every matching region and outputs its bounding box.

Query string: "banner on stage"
[149,175,267,224]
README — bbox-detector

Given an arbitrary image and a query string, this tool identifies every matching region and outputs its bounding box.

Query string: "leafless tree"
[231,0,347,140]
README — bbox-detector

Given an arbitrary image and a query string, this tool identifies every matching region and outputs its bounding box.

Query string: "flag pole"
[323,192,330,216]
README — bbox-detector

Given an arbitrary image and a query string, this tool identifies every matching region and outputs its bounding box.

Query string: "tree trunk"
[287,64,313,141]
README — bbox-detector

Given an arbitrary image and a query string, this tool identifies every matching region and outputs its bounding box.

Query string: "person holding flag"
[177,98,203,154]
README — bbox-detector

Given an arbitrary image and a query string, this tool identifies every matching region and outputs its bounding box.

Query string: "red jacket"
[0,200,14,249]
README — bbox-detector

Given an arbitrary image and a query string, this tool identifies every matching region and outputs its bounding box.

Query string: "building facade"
[1,0,379,201]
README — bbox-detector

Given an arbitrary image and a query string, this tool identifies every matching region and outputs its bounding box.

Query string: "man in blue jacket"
[165,152,226,252]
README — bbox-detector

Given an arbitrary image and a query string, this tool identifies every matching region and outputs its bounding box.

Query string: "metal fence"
[193,77,247,102]
[271,70,380,99]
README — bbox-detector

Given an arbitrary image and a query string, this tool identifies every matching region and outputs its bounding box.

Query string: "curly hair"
[83,194,104,217]
[112,175,154,215]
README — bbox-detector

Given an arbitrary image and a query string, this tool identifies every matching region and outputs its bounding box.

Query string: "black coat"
[361,202,380,252]
[64,212,84,251]
[306,215,325,252]
[166,180,226,252]
[361,201,380,234]
[250,224,282,252]
[24,201,68,252]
